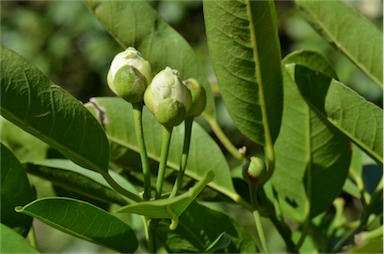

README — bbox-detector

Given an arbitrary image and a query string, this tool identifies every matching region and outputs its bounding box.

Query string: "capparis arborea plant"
[1,0,382,253]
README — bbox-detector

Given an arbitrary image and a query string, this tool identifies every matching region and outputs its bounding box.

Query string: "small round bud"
[144,67,192,127]
[183,78,206,118]
[107,47,152,103]
[242,156,267,186]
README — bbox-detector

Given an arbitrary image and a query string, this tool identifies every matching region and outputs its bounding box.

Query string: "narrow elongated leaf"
[203,0,283,145]
[86,97,243,204]
[1,144,34,236]
[84,0,215,118]
[0,224,39,254]
[0,46,109,174]
[25,159,132,206]
[115,171,214,222]
[295,0,383,87]
[272,50,351,222]
[16,197,138,253]
[285,64,383,164]
[155,201,257,253]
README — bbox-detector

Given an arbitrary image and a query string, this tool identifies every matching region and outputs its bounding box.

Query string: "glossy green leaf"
[25,159,133,206]
[0,46,109,174]
[1,117,48,163]
[116,171,214,229]
[0,224,39,254]
[295,0,383,87]
[285,63,383,164]
[16,197,138,253]
[272,50,351,222]
[1,144,34,236]
[203,0,283,145]
[83,0,215,118]
[155,201,257,253]
[86,97,243,204]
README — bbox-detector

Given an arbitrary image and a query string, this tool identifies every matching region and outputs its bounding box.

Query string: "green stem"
[258,187,297,252]
[169,118,193,198]
[156,126,173,199]
[102,172,142,202]
[205,115,245,162]
[143,217,156,253]
[132,103,151,200]
[249,184,269,253]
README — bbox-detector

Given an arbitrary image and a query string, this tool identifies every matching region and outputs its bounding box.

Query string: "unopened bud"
[242,156,267,186]
[107,47,152,103]
[144,67,192,127]
[183,78,206,118]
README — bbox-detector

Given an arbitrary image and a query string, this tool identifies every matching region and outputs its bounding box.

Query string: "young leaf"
[272,50,352,222]
[83,0,216,119]
[295,0,383,87]
[25,159,132,206]
[115,171,214,229]
[0,46,109,174]
[154,201,258,253]
[86,98,244,205]
[203,0,283,145]
[0,224,39,254]
[1,144,34,237]
[285,64,383,164]
[16,197,138,253]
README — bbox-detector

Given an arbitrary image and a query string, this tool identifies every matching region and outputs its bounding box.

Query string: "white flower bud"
[107,47,152,103]
[144,67,192,127]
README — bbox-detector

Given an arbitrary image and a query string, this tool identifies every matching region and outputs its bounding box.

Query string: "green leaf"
[272,50,352,222]
[83,0,215,118]
[295,0,383,87]
[285,63,383,164]
[203,0,283,145]
[1,117,48,163]
[25,159,133,206]
[115,171,214,226]
[155,201,257,253]
[0,224,39,254]
[0,46,109,174]
[86,97,243,204]
[1,143,34,236]
[16,197,138,253]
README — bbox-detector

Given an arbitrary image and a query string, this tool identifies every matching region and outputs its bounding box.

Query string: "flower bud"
[242,156,267,186]
[107,47,152,103]
[183,78,206,118]
[144,67,192,127]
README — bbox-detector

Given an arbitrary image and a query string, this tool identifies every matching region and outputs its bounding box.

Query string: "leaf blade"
[285,63,383,164]
[0,46,110,174]
[272,50,352,222]
[295,0,383,87]
[0,224,39,254]
[1,144,34,236]
[16,197,138,253]
[203,0,283,145]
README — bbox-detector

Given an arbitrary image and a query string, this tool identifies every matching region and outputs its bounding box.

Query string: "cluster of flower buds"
[108,48,206,126]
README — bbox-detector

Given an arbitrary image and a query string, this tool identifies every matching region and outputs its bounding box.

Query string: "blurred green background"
[1,0,382,253]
